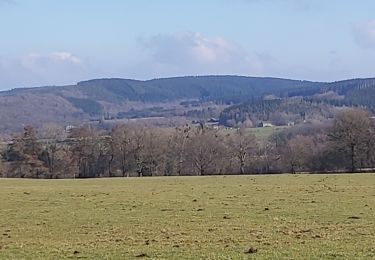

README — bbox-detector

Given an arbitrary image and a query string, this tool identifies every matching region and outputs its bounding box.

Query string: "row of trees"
[278,109,375,173]
[0,109,374,178]
[219,98,336,127]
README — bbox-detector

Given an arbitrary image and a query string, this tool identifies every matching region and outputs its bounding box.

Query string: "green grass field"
[0,174,374,259]
[248,126,288,143]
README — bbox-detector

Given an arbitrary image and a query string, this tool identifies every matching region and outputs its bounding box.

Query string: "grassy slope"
[0,174,374,259]
[248,126,288,143]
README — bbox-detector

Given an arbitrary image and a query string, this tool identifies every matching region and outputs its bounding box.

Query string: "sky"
[1,0,375,89]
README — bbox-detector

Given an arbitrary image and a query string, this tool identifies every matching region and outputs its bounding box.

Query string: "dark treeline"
[0,109,374,178]
[219,97,359,127]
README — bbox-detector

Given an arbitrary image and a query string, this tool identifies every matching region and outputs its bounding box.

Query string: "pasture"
[0,174,374,259]
[248,126,288,143]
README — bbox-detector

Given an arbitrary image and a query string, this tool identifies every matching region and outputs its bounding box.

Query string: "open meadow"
[0,174,374,259]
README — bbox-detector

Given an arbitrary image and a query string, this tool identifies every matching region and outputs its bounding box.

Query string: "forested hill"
[1,75,375,132]
[283,77,375,108]
[220,77,375,127]
[75,76,321,102]
[0,76,320,102]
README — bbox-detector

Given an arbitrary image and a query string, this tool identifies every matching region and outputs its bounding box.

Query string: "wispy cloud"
[138,32,269,76]
[21,52,82,70]
[0,52,88,89]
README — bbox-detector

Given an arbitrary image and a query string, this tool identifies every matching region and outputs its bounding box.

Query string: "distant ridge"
[1,75,375,132]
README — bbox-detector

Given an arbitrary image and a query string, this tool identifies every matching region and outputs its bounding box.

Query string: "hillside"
[220,77,375,127]
[219,98,336,127]
[285,77,375,109]
[1,76,320,102]
[0,76,320,132]
[1,75,375,132]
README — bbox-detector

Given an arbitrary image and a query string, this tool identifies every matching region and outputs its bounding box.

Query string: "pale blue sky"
[1,0,375,89]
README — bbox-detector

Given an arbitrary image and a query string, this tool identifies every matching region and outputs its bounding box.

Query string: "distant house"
[258,121,273,128]
[65,125,76,133]
[206,118,220,130]
[207,118,219,123]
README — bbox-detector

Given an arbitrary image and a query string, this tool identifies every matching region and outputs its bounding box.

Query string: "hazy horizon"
[1,0,375,89]
[5,74,375,92]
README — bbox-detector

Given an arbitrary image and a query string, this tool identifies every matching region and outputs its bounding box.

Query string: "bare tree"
[226,128,257,174]
[38,124,67,176]
[70,126,109,178]
[111,125,134,177]
[329,109,373,172]
[168,124,191,175]
[4,126,48,178]
[186,125,222,176]
[283,135,314,173]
